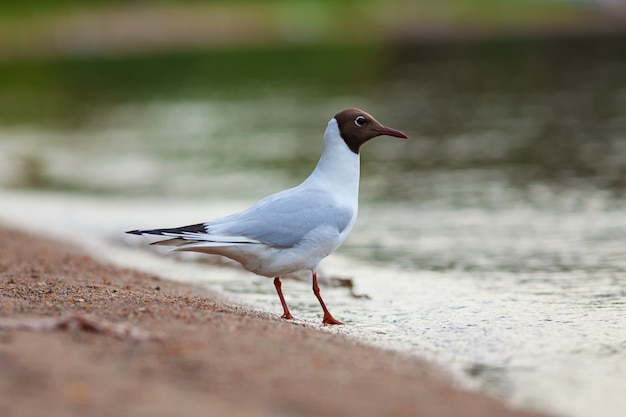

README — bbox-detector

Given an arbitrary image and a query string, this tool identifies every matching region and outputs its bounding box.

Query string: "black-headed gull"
[127,108,408,324]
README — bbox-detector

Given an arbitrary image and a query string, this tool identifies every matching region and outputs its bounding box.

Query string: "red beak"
[376,126,409,139]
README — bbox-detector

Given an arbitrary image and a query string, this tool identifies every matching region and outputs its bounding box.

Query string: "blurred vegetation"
[0,44,383,125]
[0,0,613,126]
[0,0,589,20]
[0,0,601,59]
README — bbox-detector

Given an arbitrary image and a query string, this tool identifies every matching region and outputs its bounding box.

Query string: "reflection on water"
[1,37,626,417]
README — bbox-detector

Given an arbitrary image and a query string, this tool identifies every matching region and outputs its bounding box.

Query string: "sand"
[0,226,545,417]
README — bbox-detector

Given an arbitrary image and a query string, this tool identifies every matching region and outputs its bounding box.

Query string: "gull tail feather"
[127,223,262,248]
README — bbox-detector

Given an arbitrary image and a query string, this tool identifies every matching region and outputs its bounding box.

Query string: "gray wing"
[207,187,354,248]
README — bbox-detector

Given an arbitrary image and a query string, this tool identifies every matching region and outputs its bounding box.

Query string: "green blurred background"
[1,0,626,197]
[1,0,624,122]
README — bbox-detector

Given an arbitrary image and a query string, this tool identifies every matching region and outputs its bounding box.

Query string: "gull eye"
[354,115,367,126]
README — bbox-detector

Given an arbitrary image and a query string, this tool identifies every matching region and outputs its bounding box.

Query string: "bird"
[127,108,408,325]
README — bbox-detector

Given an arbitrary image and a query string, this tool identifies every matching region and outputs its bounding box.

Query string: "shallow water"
[1,38,626,417]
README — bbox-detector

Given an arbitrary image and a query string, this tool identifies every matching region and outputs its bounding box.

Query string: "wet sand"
[0,226,545,417]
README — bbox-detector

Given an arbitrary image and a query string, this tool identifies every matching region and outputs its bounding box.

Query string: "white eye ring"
[355,115,367,126]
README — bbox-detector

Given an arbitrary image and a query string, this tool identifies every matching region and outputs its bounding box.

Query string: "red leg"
[273,277,294,320]
[312,272,343,325]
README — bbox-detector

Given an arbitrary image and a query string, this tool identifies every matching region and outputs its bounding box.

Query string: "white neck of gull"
[303,118,361,200]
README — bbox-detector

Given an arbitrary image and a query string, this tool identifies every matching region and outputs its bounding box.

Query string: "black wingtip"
[125,223,206,237]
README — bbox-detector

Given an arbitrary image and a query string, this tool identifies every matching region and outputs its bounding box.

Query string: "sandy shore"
[0,226,545,417]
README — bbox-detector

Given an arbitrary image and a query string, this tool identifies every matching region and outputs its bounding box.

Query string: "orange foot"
[322,313,343,325]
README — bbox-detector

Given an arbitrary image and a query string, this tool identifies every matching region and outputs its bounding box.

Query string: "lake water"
[1,38,625,417]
